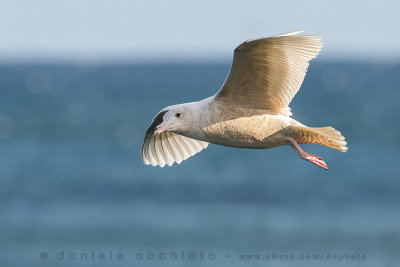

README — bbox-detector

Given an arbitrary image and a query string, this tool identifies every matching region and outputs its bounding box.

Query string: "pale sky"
[0,0,399,62]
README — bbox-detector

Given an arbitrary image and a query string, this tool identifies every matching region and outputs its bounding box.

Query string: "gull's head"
[153,104,194,135]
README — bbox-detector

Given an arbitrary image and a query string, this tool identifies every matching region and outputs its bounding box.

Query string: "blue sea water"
[0,62,399,266]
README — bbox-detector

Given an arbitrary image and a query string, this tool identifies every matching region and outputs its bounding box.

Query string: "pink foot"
[303,152,328,170]
[287,137,329,170]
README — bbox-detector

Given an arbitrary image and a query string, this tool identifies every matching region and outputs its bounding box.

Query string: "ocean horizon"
[1,61,399,266]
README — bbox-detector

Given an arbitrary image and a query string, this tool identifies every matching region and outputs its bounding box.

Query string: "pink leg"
[287,137,328,170]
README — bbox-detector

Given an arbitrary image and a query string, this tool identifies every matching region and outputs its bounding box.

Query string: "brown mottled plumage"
[141,31,348,169]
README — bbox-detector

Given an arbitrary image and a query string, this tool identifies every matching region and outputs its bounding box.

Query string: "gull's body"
[141,31,348,169]
[175,96,296,149]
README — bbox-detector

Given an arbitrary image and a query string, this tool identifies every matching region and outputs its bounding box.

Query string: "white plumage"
[141,31,347,170]
[142,130,208,167]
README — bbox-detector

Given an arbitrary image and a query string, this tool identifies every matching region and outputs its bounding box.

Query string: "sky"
[0,0,399,62]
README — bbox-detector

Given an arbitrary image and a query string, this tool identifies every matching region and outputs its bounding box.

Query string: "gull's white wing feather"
[141,114,208,167]
[215,31,322,116]
[142,131,208,167]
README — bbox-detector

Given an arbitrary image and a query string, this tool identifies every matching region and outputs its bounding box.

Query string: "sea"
[0,62,399,267]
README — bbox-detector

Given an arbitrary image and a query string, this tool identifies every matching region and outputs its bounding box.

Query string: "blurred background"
[1,0,399,266]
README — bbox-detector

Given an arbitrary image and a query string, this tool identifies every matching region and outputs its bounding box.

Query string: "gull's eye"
[175,112,181,118]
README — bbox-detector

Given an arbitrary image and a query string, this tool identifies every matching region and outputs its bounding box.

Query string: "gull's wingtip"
[273,30,305,37]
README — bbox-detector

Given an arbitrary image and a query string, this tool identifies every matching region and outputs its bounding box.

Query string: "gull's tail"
[290,126,348,152]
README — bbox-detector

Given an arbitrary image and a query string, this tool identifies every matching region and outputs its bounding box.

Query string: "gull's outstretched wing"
[215,31,322,116]
[141,114,208,167]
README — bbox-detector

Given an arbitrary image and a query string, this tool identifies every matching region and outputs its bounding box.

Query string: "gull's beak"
[154,123,173,135]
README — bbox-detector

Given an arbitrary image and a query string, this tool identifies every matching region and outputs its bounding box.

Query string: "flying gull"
[141,31,348,170]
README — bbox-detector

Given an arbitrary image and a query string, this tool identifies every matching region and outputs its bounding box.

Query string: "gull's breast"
[201,113,292,148]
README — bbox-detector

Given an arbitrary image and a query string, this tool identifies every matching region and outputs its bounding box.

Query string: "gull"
[141,31,348,170]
